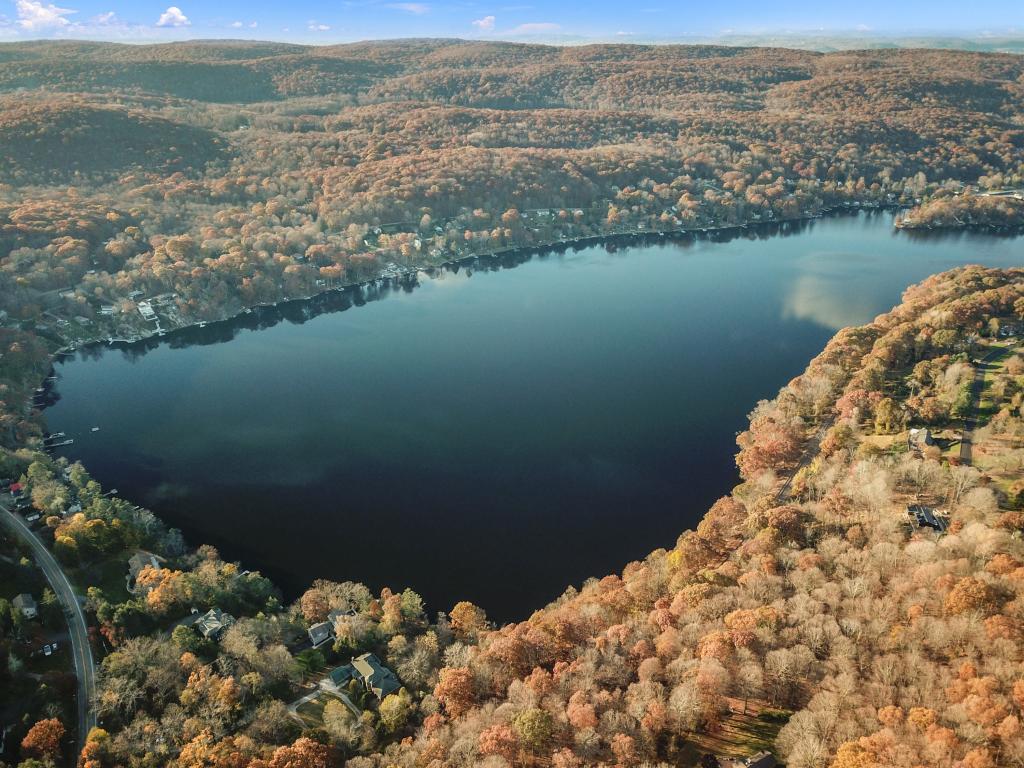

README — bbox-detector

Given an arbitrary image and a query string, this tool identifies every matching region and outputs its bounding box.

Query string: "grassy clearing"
[68,556,130,602]
[682,699,789,760]
[976,345,1017,425]
[293,692,352,729]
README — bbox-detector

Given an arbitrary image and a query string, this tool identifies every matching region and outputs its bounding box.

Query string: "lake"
[44,212,1023,621]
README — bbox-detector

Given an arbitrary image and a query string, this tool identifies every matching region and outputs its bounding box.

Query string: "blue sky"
[0,0,1021,43]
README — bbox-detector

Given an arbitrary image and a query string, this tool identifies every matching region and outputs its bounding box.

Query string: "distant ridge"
[0,34,1022,55]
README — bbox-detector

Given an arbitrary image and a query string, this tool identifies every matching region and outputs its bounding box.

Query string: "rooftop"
[194,607,235,639]
[352,652,401,700]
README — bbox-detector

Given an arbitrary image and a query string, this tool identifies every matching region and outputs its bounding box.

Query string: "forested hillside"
[325,265,1024,768]
[0,40,1022,355]
[5,265,1024,768]
[2,39,1024,768]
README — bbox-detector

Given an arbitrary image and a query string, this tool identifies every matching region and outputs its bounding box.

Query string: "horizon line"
[2,30,1024,49]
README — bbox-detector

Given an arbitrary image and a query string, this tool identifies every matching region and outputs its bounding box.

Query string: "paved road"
[1,502,96,758]
[959,346,1014,466]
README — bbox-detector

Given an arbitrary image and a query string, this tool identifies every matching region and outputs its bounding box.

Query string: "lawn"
[682,699,788,761]
[976,344,1018,425]
[68,555,130,603]
[293,692,353,729]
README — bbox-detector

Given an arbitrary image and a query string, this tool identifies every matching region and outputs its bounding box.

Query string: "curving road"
[1,501,96,758]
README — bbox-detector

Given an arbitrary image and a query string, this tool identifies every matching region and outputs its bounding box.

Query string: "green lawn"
[68,555,130,603]
[977,346,1017,424]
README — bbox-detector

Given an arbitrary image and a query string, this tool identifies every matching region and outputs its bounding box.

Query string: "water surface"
[45,212,1023,620]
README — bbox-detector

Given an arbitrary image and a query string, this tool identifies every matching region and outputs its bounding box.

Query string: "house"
[328,607,357,623]
[352,652,400,700]
[908,427,934,450]
[13,593,37,620]
[99,305,115,316]
[308,608,357,647]
[308,621,333,648]
[742,753,777,768]
[320,663,355,692]
[127,550,163,592]
[194,607,235,640]
[908,505,949,533]
[137,301,156,321]
[722,752,777,768]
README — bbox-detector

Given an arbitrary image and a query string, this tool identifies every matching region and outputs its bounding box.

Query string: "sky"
[0,0,1021,44]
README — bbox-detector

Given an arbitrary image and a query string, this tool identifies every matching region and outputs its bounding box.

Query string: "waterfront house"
[352,652,401,700]
[194,607,235,640]
[309,608,357,647]
[137,301,156,321]
[13,593,37,620]
[328,608,357,623]
[127,550,163,593]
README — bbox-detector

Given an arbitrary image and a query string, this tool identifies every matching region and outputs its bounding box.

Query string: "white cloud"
[230,20,242,28]
[509,21,559,34]
[472,14,495,31]
[249,21,257,28]
[387,2,429,13]
[308,21,330,31]
[92,10,116,24]
[156,6,189,27]
[15,0,76,31]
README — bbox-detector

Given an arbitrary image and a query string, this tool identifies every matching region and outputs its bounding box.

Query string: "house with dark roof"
[308,621,333,648]
[194,607,235,640]
[352,653,400,700]
[722,752,777,768]
[307,608,357,647]
[743,753,776,768]
[320,664,355,692]
[908,504,949,533]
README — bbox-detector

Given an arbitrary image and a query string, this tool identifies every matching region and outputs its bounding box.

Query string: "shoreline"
[23,203,1024,619]
[43,203,902,366]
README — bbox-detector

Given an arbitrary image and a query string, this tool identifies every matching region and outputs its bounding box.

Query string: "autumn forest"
[0,37,1023,768]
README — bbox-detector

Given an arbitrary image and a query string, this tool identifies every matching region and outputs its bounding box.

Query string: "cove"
[43,212,1023,622]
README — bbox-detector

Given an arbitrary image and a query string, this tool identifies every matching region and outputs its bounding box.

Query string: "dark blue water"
[44,212,1022,620]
